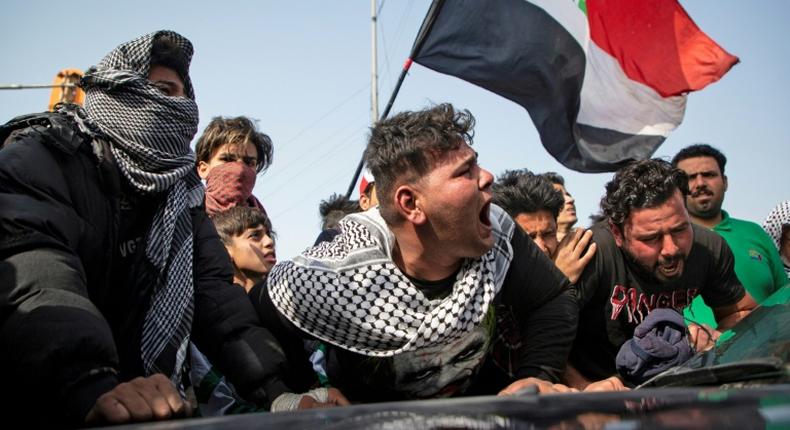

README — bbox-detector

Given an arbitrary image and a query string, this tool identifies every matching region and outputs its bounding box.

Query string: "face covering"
[204,161,266,216]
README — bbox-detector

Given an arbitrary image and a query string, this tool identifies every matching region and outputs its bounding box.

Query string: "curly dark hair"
[364,103,475,223]
[492,169,563,220]
[671,143,727,175]
[319,193,361,230]
[539,171,566,187]
[601,159,689,228]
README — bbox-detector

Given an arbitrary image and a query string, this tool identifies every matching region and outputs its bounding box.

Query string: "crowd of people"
[1,31,788,427]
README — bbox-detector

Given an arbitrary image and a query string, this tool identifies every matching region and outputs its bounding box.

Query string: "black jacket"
[0,112,290,425]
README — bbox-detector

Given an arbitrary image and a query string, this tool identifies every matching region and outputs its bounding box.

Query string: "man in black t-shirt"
[566,159,756,390]
[256,104,578,401]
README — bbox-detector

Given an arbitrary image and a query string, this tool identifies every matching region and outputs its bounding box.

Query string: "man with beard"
[252,104,579,402]
[672,144,787,327]
[565,159,756,390]
[0,31,342,426]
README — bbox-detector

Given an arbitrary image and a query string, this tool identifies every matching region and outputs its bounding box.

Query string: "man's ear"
[609,219,625,247]
[723,174,728,192]
[197,160,210,179]
[359,194,371,211]
[394,185,426,225]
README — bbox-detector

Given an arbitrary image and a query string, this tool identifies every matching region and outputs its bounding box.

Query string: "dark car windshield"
[641,286,790,388]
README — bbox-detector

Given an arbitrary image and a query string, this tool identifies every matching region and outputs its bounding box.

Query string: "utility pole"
[371,0,379,124]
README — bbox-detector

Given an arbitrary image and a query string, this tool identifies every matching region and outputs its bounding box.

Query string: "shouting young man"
[252,104,579,402]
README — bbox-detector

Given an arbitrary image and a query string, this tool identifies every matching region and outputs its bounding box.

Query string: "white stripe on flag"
[530,0,686,137]
[579,42,687,136]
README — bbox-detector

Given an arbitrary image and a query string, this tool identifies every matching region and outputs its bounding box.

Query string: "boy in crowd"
[211,206,277,292]
[196,116,274,215]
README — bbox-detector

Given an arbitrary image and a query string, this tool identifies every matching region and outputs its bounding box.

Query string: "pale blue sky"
[2,1,788,259]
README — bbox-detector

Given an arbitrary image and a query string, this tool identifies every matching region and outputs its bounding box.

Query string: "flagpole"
[344,0,446,199]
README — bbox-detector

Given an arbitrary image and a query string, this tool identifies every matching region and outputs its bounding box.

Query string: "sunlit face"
[415,144,495,259]
[676,156,727,220]
[197,141,258,179]
[391,324,490,399]
[226,225,276,288]
[611,191,694,283]
[147,65,185,98]
[514,210,559,257]
[552,183,577,228]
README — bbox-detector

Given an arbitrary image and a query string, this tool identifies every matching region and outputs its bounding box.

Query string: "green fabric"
[684,211,789,328]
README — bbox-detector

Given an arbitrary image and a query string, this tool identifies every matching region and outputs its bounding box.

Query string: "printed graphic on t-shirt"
[748,249,764,262]
[609,284,699,325]
[119,236,143,258]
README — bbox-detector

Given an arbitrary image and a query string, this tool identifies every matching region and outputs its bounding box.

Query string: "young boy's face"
[226,224,276,279]
[197,141,258,179]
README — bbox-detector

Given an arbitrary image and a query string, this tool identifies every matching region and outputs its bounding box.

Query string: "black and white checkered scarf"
[268,204,516,357]
[62,30,202,385]
[763,201,790,277]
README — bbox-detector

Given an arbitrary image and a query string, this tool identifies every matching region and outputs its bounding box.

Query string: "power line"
[270,161,358,222]
[276,82,369,152]
[262,124,367,203]
[263,109,369,185]
[0,83,78,90]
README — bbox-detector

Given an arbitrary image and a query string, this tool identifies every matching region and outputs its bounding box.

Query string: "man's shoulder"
[692,222,727,246]
[1,110,90,157]
[590,221,617,249]
[722,215,771,238]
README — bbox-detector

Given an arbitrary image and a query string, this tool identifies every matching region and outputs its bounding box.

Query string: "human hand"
[85,374,190,425]
[553,228,597,284]
[498,377,578,396]
[297,387,350,409]
[687,323,720,352]
[583,376,629,392]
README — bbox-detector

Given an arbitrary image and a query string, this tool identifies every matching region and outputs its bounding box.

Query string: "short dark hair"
[671,143,727,175]
[601,159,689,229]
[319,193,361,230]
[540,171,566,187]
[492,169,563,220]
[210,206,273,246]
[150,33,190,89]
[364,103,475,223]
[196,116,274,173]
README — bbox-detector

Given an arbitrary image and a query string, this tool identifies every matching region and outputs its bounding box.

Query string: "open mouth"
[658,260,682,277]
[479,201,492,227]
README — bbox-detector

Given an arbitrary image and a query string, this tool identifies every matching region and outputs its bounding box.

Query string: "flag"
[413,0,738,172]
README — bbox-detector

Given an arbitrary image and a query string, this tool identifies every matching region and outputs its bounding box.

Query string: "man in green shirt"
[672,144,788,327]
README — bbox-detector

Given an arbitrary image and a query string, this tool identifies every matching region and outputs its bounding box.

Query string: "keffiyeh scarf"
[268,204,515,357]
[763,201,790,277]
[62,30,202,384]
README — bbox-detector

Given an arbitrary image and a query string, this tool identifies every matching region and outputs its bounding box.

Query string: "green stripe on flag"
[578,0,587,15]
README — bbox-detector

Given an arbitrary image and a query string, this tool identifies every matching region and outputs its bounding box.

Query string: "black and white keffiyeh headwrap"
[61,30,203,384]
[268,204,516,357]
[763,201,790,276]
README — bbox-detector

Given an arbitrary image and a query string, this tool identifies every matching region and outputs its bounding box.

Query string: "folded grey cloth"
[616,308,694,385]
